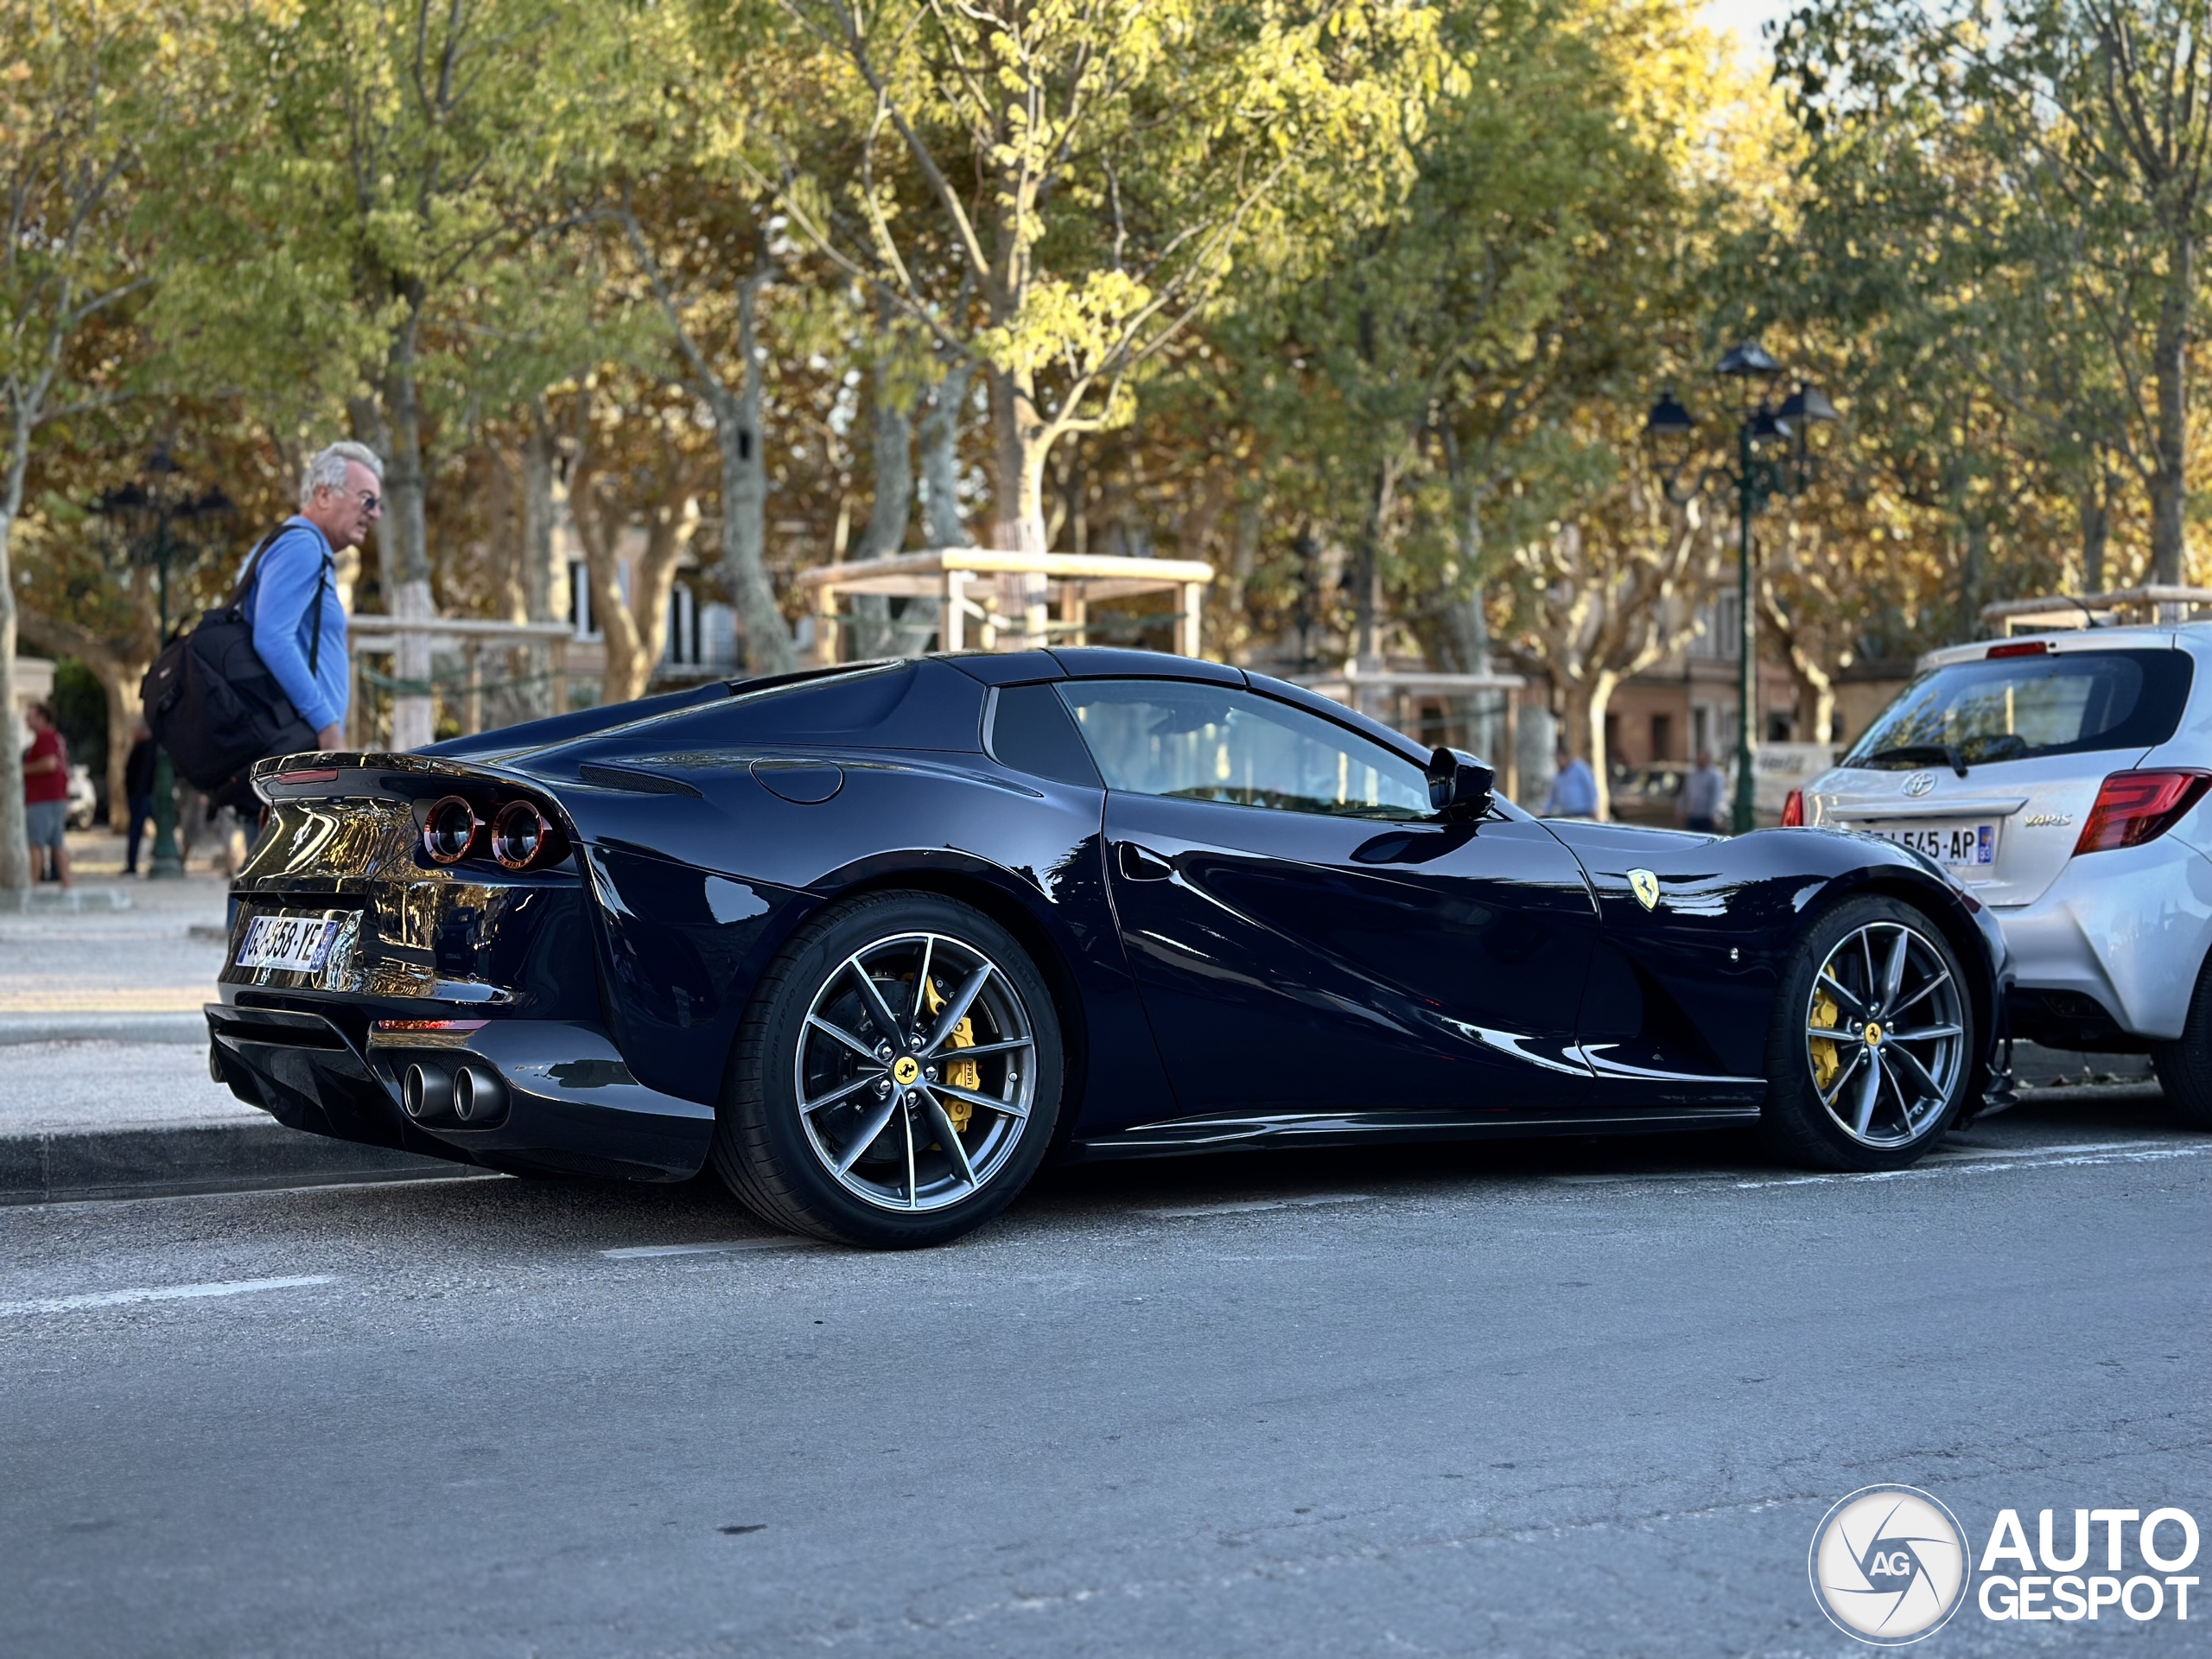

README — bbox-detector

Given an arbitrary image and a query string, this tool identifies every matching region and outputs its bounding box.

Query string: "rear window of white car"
[1844,650,2193,767]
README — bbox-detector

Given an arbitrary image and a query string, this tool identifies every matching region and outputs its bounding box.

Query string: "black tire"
[712,889,1064,1248]
[2151,961,2212,1128]
[1761,894,1977,1172]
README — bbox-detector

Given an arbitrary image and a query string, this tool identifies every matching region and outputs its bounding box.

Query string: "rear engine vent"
[578,763,702,798]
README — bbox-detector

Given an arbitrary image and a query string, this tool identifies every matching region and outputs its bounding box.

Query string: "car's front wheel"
[712,890,1063,1247]
[2150,958,2212,1128]
[1761,895,1975,1172]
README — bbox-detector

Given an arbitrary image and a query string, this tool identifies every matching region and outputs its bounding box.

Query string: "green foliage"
[49,658,106,774]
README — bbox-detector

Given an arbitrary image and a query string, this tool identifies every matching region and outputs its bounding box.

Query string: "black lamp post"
[1644,346,1837,833]
[93,451,232,878]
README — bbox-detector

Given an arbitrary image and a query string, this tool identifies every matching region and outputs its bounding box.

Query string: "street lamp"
[1644,346,1838,833]
[92,450,232,878]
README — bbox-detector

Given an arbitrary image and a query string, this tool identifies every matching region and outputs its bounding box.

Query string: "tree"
[770,0,1440,555]
[565,376,713,702]
[1780,0,2212,588]
[0,2,207,894]
[174,0,594,747]
[1512,436,1722,819]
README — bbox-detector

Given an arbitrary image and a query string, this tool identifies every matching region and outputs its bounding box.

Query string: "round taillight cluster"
[422,794,566,871]
[490,800,556,871]
[423,796,480,864]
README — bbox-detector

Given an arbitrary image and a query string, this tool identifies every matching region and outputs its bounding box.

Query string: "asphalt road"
[4,1093,2208,1657]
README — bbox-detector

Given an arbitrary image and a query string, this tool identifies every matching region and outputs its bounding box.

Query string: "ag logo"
[1900,772,1936,797]
[1809,1484,1970,1645]
[1626,869,1660,911]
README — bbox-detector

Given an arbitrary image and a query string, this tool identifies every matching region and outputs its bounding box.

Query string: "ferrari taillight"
[2073,769,2212,855]
[1781,789,1805,827]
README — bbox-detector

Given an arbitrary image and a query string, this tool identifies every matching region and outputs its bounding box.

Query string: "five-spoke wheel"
[1764,895,1974,1171]
[713,891,1063,1247]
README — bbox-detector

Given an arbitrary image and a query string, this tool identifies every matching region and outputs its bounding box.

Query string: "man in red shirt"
[22,701,71,887]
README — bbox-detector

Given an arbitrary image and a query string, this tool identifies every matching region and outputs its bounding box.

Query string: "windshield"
[1844,650,2191,768]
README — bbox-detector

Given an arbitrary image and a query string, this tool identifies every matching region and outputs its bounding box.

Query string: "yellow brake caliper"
[1808,987,1842,1093]
[919,974,979,1132]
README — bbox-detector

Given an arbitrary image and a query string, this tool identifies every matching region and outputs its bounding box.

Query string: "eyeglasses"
[355,489,382,513]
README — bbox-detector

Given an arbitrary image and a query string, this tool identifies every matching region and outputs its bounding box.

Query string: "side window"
[988,683,1103,787]
[1057,680,1432,820]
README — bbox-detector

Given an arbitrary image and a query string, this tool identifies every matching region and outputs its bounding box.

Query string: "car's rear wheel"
[1761,895,1974,1171]
[712,890,1063,1247]
[2150,959,2212,1128]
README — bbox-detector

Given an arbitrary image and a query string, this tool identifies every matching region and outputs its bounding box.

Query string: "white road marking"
[1922,1140,2144,1161]
[1735,1144,2212,1190]
[600,1241,799,1260]
[1543,1140,2210,1190]
[1140,1194,1372,1219]
[0,1274,335,1318]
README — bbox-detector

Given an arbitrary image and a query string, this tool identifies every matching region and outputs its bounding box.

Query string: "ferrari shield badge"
[1627,869,1661,911]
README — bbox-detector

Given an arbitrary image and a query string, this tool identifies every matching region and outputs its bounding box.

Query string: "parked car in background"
[1797,626,2212,1125]
[65,763,97,831]
[1609,761,1685,826]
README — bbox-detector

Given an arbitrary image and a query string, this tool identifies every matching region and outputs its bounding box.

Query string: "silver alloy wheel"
[1804,919,1966,1148]
[793,930,1037,1212]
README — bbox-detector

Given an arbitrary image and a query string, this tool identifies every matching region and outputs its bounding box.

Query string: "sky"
[1700,0,1799,60]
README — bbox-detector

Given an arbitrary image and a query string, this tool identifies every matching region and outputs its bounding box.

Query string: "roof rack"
[1979,586,2212,634]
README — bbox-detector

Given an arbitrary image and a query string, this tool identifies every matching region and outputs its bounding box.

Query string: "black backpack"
[141,529,329,792]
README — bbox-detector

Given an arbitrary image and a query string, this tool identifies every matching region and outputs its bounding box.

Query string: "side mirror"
[1427,747,1495,822]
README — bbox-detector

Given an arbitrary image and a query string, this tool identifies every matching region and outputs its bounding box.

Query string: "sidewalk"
[0,831,465,1203]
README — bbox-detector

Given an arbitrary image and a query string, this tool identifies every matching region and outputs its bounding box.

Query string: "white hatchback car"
[1796,625,2212,1125]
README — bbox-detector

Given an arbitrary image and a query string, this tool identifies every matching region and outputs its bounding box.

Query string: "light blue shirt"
[1544,757,1598,817]
[241,518,347,734]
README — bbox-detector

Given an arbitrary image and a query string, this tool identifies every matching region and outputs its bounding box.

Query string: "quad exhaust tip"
[402,1063,452,1122]
[402,1061,506,1126]
[454,1065,505,1124]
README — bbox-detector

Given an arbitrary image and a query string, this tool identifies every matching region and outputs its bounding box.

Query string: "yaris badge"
[1901,772,1936,797]
[1808,1484,1970,1644]
[1627,869,1660,910]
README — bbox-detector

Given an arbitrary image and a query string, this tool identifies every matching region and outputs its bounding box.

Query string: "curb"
[0,1119,485,1206]
[0,1014,210,1046]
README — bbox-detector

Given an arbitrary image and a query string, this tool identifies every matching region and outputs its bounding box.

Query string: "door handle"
[1117,842,1175,881]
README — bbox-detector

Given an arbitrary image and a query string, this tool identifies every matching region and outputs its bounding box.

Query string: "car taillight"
[490,799,563,871]
[2073,769,2212,855]
[1781,789,1804,827]
[1986,640,2051,659]
[422,795,482,864]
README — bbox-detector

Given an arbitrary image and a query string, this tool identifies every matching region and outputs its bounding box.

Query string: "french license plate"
[1867,821,1998,868]
[236,912,342,974]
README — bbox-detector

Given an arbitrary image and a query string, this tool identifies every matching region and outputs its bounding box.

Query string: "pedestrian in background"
[1681,747,1726,834]
[122,720,156,875]
[1541,740,1598,819]
[21,701,72,887]
[230,441,381,800]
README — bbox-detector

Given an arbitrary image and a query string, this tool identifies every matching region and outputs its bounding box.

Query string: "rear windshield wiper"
[1857,743,1969,777]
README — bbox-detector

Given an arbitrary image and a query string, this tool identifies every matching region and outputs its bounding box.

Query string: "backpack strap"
[227,527,289,609]
[232,524,334,679]
[307,554,330,677]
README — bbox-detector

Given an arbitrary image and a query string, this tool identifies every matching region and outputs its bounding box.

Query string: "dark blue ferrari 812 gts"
[209,649,2006,1246]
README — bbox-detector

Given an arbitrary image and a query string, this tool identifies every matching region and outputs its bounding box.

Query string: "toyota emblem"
[1901,772,1936,797]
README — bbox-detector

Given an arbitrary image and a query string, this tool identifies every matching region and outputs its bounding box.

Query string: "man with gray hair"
[244,441,383,753]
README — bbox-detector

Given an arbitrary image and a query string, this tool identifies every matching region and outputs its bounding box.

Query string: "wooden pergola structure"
[790,550,1215,664]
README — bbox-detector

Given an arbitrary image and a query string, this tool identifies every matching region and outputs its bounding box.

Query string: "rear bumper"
[207,1001,715,1182]
[1991,836,2212,1042]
